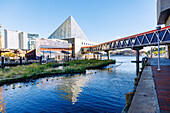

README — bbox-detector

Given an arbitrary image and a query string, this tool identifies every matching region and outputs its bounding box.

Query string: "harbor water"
[0,56,138,113]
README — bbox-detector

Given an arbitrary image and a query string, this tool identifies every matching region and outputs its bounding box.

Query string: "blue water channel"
[0,56,138,113]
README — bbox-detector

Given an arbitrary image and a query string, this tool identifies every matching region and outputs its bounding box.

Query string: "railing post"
[156,25,161,71]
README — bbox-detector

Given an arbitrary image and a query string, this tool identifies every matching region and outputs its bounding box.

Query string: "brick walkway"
[152,61,170,112]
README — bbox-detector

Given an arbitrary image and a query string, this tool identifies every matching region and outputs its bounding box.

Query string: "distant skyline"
[0,0,157,43]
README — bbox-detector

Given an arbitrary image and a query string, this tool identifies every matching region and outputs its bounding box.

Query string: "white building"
[48,16,98,57]
[1,36,5,49]
[19,32,28,50]
[4,29,20,49]
[4,29,38,50]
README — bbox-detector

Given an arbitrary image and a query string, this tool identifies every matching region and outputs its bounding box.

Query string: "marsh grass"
[0,59,115,85]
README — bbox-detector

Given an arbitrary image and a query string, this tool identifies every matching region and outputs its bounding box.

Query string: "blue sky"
[0,0,157,43]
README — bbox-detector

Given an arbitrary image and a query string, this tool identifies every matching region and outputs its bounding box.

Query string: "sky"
[0,0,157,43]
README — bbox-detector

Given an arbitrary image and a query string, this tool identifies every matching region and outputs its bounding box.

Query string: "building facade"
[35,38,72,61]
[157,0,170,58]
[28,33,39,50]
[4,29,20,49]
[19,32,28,50]
[1,36,5,49]
[0,25,1,51]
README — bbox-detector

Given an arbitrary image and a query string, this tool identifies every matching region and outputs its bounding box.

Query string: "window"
[31,41,35,44]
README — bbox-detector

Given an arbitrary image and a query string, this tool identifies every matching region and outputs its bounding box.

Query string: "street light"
[156,25,161,71]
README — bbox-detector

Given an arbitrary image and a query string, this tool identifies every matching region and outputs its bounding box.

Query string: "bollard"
[1,55,4,69]
[20,56,22,65]
[68,55,70,62]
[40,56,42,64]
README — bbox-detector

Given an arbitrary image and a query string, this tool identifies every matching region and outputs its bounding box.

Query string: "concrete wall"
[165,15,170,26]
[157,0,170,24]
[64,38,98,58]
[75,38,98,57]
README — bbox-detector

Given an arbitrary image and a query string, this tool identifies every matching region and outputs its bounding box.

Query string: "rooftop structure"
[39,38,71,49]
[48,16,88,41]
[34,38,72,61]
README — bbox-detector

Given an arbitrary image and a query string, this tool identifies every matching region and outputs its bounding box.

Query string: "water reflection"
[0,87,6,113]
[1,56,137,113]
[56,75,90,104]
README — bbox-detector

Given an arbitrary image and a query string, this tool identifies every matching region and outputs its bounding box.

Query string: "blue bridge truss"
[81,26,170,53]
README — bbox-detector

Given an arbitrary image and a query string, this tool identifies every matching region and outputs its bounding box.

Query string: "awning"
[61,50,71,54]
[41,51,61,54]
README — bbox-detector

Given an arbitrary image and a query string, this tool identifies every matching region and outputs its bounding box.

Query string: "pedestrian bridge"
[81,26,170,53]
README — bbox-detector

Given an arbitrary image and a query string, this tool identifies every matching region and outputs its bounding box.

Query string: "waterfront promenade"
[129,58,170,113]
[151,58,170,112]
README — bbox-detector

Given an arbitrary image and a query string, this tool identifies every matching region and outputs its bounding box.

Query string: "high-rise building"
[0,24,1,50]
[4,29,39,50]
[28,33,39,50]
[1,36,5,49]
[19,32,28,50]
[4,29,20,49]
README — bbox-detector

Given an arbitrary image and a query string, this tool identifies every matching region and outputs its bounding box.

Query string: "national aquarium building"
[48,16,97,58]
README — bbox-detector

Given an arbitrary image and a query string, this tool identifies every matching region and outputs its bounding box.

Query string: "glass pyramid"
[48,16,88,40]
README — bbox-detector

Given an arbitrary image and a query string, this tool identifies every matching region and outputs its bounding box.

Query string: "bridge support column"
[97,54,99,60]
[132,47,143,76]
[100,54,102,60]
[166,44,170,59]
[105,50,110,60]
[150,47,153,58]
[93,53,95,59]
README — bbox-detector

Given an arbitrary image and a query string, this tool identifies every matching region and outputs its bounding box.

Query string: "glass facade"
[27,33,39,50]
[48,16,88,41]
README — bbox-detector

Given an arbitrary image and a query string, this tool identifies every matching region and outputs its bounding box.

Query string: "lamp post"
[156,25,161,71]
